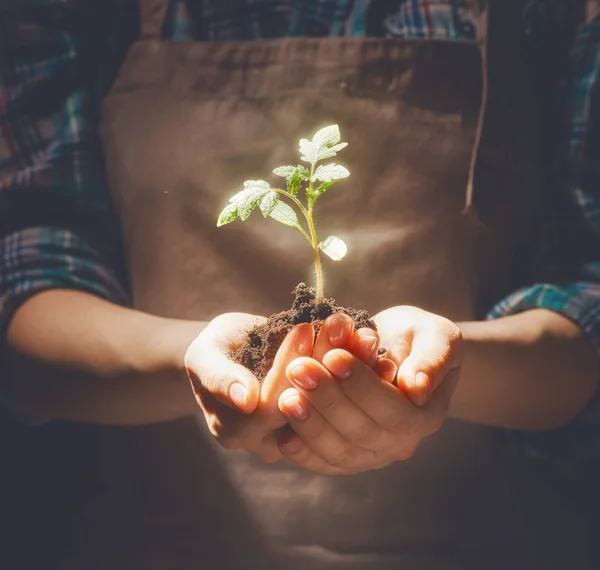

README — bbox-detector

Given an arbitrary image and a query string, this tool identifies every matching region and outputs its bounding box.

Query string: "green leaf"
[299,125,348,164]
[228,180,270,204]
[228,180,272,221]
[243,180,270,190]
[259,190,279,217]
[299,138,317,163]
[312,163,350,183]
[313,180,336,197]
[269,201,301,228]
[287,165,310,194]
[314,142,348,161]
[312,125,342,148]
[319,236,347,261]
[273,166,296,178]
[273,165,309,194]
[217,203,238,227]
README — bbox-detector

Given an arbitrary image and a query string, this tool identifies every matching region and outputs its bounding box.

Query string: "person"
[1,0,600,568]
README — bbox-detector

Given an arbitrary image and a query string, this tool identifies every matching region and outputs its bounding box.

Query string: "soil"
[231,283,378,383]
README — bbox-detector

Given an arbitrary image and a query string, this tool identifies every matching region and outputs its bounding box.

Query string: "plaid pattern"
[384,0,477,39]
[2,1,600,455]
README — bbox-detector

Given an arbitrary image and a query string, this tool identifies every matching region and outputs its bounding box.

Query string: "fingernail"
[296,325,313,356]
[229,383,248,411]
[328,314,352,346]
[379,361,397,383]
[288,364,319,390]
[415,372,430,391]
[279,435,301,454]
[282,392,308,421]
[324,354,353,380]
[357,329,378,357]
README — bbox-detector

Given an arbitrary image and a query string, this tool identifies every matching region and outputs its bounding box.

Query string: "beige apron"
[95,0,592,568]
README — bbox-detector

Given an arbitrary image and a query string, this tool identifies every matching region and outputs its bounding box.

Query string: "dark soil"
[231,283,378,383]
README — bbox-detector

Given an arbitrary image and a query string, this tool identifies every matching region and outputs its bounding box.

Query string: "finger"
[284,357,386,453]
[311,313,355,362]
[347,328,380,368]
[277,431,352,475]
[321,349,416,437]
[260,323,315,412]
[383,327,413,368]
[374,357,398,384]
[278,388,377,471]
[396,324,462,407]
[256,431,284,464]
[186,344,261,414]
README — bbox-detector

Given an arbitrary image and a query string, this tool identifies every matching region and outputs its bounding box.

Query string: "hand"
[184,312,315,463]
[275,310,462,475]
[373,306,463,406]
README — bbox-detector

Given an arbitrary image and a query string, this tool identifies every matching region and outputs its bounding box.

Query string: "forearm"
[4,290,204,425]
[450,309,598,430]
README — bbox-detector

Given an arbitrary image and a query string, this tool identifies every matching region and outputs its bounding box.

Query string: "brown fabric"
[78,1,594,568]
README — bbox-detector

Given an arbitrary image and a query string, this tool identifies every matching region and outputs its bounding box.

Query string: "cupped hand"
[373,306,463,406]
[275,310,462,475]
[185,312,315,463]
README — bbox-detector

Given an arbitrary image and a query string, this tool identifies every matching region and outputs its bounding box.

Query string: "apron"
[93,1,593,568]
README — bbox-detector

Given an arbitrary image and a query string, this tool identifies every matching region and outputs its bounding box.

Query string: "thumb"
[396,327,461,407]
[186,342,261,415]
[260,323,315,411]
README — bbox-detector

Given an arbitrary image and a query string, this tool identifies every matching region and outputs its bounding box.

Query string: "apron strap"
[139,0,170,40]
[463,0,489,220]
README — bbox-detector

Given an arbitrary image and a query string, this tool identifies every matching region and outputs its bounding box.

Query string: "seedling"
[217,125,350,304]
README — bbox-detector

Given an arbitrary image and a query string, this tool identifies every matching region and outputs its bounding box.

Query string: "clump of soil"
[231,283,377,383]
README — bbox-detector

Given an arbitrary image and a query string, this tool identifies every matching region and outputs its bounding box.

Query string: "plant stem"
[307,202,324,304]
[306,163,324,304]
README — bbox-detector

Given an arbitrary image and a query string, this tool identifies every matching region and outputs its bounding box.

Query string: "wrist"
[141,317,207,380]
[451,309,598,430]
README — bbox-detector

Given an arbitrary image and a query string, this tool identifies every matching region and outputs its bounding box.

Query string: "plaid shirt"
[1,0,600,458]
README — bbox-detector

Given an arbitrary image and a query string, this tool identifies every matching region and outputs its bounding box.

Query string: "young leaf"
[312,163,350,183]
[313,180,336,198]
[273,165,310,194]
[259,190,279,217]
[243,180,270,190]
[312,125,341,148]
[287,165,310,194]
[318,236,347,261]
[299,125,348,164]
[217,203,238,227]
[229,180,272,221]
[228,180,271,204]
[273,166,296,178]
[299,138,317,163]
[269,201,301,228]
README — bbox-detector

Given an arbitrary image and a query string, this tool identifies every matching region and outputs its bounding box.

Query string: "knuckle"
[304,421,326,441]
[327,446,357,469]
[392,444,416,462]
[348,423,378,448]
[321,394,341,416]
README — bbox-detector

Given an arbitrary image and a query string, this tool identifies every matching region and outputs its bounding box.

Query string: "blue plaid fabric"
[2,1,600,457]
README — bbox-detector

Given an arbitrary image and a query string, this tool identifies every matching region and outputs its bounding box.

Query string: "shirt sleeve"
[487,8,600,464]
[0,2,132,401]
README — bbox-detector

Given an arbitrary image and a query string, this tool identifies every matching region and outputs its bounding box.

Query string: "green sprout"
[217,125,350,304]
